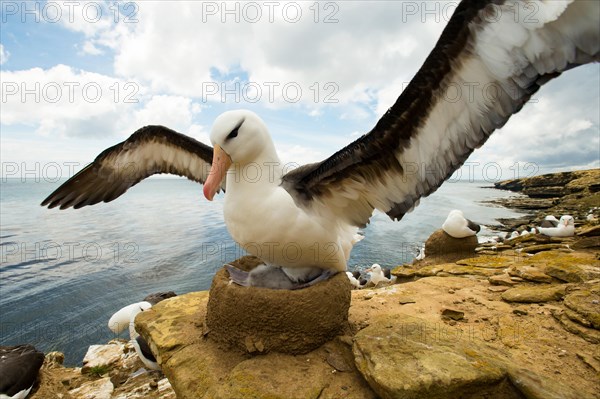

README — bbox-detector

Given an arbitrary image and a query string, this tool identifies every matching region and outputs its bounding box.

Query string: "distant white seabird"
[365,264,394,286]
[442,210,480,238]
[538,215,575,237]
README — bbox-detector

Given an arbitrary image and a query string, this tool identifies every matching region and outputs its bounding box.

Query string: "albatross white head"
[203,110,279,201]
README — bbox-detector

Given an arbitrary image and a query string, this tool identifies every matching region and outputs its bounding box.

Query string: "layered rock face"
[491,168,600,218]
[29,340,176,399]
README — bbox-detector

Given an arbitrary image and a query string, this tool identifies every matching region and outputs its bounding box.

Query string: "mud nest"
[205,256,351,355]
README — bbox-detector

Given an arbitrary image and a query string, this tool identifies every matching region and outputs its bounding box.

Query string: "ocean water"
[0,178,525,365]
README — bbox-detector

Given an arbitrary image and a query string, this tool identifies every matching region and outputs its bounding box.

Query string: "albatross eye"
[226,119,245,141]
[226,127,239,140]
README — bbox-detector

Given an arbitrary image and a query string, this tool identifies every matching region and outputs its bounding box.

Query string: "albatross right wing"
[281,0,599,228]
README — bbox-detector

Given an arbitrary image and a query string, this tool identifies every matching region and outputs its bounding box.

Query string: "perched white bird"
[128,303,159,371]
[538,215,575,237]
[41,1,599,289]
[520,230,530,237]
[508,231,520,240]
[365,264,393,286]
[442,210,480,238]
[107,292,176,370]
[0,345,44,399]
[415,245,426,261]
[109,301,158,370]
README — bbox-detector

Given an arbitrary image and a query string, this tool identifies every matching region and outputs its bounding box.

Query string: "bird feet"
[225,264,336,290]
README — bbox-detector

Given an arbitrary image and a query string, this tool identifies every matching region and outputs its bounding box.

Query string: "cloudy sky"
[1,1,598,182]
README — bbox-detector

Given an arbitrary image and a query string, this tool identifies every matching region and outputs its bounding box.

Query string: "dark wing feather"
[282,0,599,228]
[135,336,157,363]
[0,345,44,396]
[41,125,220,209]
[466,218,481,234]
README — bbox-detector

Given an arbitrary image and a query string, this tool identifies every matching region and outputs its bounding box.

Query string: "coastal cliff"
[490,168,600,222]
[29,169,599,398]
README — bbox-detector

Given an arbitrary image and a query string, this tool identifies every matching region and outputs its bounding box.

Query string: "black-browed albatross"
[42,0,599,289]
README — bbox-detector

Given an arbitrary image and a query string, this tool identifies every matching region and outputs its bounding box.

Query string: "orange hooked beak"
[203,144,232,201]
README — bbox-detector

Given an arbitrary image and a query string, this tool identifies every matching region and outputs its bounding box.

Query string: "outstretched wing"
[41,126,220,209]
[282,0,599,227]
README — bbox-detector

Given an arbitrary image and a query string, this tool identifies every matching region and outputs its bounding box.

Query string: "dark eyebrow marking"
[226,118,245,140]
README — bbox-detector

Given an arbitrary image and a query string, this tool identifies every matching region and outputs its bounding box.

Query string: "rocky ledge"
[30,340,176,398]
[30,169,599,398]
[489,169,599,227]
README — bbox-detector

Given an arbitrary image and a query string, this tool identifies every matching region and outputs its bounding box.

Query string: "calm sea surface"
[0,178,524,365]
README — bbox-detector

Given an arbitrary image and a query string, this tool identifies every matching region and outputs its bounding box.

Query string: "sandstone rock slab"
[552,309,600,344]
[69,377,114,399]
[563,289,600,329]
[507,368,581,399]
[488,274,518,286]
[442,263,503,277]
[519,244,568,254]
[352,315,520,399]
[501,285,567,303]
[524,251,600,272]
[456,255,514,268]
[507,266,553,283]
[81,343,124,374]
[390,266,417,279]
[571,236,600,250]
[577,225,600,237]
[415,265,443,277]
[545,262,600,283]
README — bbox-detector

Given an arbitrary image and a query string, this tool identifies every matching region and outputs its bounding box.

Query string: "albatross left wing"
[281,0,599,228]
[41,125,219,209]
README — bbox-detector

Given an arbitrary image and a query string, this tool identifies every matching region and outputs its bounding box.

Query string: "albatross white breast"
[537,215,575,237]
[41,0,599,288]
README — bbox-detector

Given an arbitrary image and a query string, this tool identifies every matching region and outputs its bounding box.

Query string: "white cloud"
[1,65,140,137]
[108,1,442,109]
[52,1,137,56]
[129,95,194,133]
[1,66,203,144]
[276,143,327,166]
[81,41,103,55]
[0,43,9,65]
